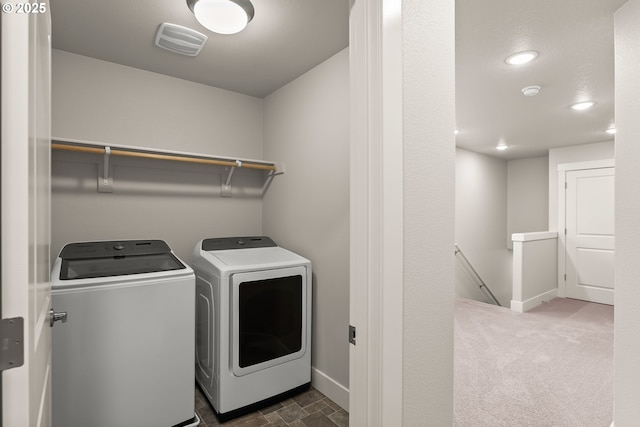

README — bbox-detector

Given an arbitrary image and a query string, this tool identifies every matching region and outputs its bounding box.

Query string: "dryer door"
[230,266,308,377]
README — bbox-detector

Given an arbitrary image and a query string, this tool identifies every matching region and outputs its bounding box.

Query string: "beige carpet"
[454,297,614,427]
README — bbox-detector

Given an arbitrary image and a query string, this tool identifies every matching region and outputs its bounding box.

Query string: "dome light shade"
[187,0,254,35]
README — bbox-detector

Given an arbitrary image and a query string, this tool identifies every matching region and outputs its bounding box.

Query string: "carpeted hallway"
[454,297,614,427]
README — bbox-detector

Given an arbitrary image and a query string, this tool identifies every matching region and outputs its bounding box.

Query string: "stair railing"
[454,244,501,306]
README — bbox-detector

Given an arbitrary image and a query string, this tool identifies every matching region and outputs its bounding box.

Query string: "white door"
[1,2,53,426]
[565,167,615,305]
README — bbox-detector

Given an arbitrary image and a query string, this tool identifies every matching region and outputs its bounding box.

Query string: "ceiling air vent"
[154,23,208,57]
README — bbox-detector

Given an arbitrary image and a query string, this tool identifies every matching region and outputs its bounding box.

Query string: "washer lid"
[58,240,186,280]
[212,247,306,268]
[60,240,173,259]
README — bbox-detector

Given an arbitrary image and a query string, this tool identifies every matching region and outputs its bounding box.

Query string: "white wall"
[548,141,614,231]
[402,0,455,423]
[53,50,262,157]
[507,156,548,248]
[511,232,558,312]
[51,50,264,262]
[614,1,640,424]
[455,148,511,306]
[262,49,350,406]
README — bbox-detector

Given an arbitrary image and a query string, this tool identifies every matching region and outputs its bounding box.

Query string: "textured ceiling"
[456,0,627,159]
[50,0,349,98]
[50,0,626,160]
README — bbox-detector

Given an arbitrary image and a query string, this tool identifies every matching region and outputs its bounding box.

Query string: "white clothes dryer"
[51,240,198,427]
[191,236,312,421]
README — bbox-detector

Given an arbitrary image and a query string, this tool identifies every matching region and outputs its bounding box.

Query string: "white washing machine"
[191,236,312,421]
[51,240,199,427]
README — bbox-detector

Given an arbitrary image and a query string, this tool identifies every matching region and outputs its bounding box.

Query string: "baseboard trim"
[311,367,349,411]
[511,289,558,313]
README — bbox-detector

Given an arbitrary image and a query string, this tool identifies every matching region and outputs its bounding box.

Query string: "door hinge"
[349,325,356,345]
[0,317,24,372]
[564,274,567,281]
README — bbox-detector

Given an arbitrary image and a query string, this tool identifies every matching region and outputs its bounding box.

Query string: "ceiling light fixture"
[496,143,508,151]
[521,85,541,97]
[187,0,254,35]
[605,127,616,135]
[505,50,539,65]
[569,101,596,111]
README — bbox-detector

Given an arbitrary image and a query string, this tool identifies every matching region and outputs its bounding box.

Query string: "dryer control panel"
[202,236,277,251]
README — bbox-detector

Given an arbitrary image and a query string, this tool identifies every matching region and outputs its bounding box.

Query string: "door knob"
[49,308,67,327]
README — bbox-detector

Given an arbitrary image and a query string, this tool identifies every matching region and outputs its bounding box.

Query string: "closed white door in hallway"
[565,166,615,305]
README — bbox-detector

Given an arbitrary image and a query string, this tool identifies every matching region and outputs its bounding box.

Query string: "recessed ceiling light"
[570,101,596,111]
[521,85,541,96]
[605,127,616,134]
[505,50,539,65]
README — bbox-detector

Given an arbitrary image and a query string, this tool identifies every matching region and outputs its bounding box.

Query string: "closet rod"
[51,142,277,172]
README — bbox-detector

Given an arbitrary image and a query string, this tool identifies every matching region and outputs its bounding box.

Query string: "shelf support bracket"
[262,162,285,195]
[98,146,114,193]
[221,160,241,197]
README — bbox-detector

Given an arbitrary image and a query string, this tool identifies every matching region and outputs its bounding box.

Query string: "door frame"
[349,0,455,424]
[557,159,615,298]
[349,0,404,424]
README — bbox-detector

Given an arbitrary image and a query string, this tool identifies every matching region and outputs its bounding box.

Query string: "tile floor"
[195,386,349,427]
